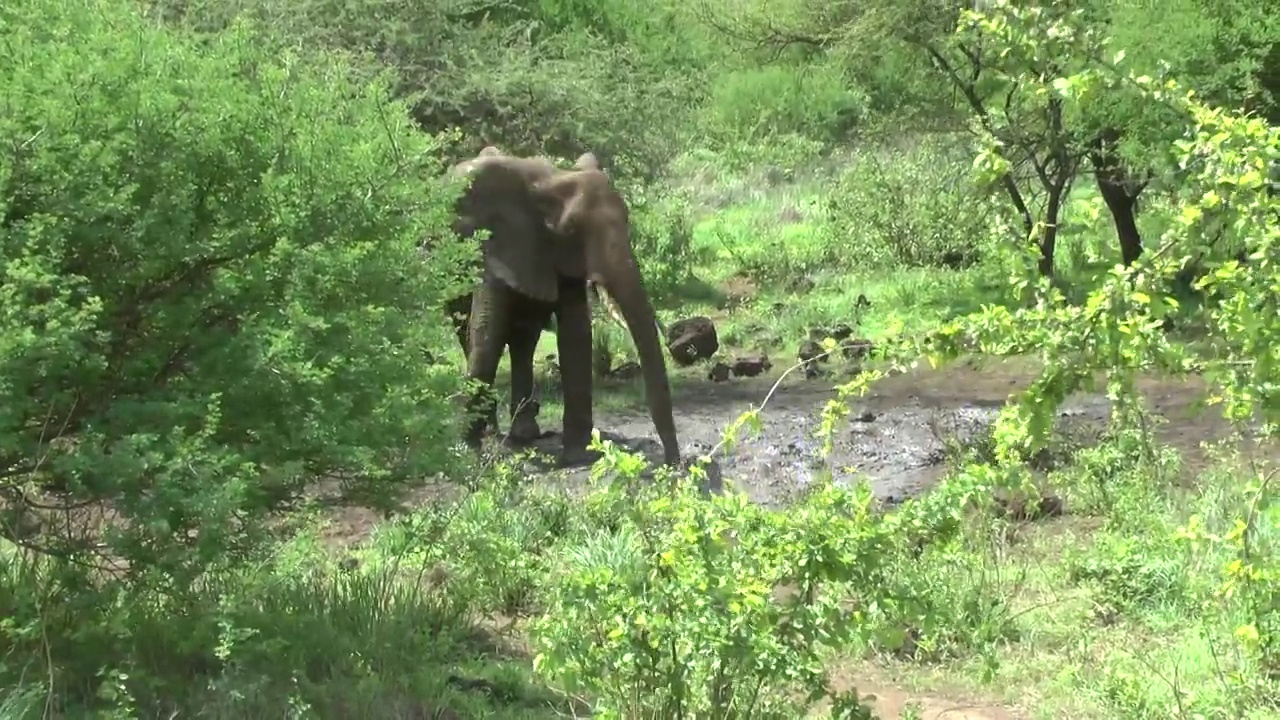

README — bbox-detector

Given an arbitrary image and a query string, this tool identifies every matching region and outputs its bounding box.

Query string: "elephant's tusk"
[593,284,665,338]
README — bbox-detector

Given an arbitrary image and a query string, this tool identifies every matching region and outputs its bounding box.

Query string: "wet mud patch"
[308,358,1270,550]
[514,358,1254,508]
[519,393,1104,508]
[503,363,1101,507]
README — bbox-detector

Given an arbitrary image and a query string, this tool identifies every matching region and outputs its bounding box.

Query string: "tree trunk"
[1090,129,1147,266]
[1039,181,1068,278]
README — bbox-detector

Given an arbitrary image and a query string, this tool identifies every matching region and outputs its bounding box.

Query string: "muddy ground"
[317,355,1260,549]
[516,356,1253,507]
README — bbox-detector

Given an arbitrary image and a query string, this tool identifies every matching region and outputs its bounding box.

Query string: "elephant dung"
[666,316,719,367]
[730,355,771,378]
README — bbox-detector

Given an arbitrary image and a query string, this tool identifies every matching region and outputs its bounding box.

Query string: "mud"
[518,358,1249,507]
[316,357,1257,548]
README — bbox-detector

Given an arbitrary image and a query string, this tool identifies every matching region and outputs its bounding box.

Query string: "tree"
[143,0,708,181]
[698,0,1279,275]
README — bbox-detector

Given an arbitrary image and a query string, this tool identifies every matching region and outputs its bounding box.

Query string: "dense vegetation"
[0,0,1277,716]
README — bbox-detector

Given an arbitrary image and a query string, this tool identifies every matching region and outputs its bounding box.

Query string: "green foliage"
[8,0,1280,716]
[696,199,831,288]
[625,183,699,303]
[825,134,998,269]
[527,374,1024,717]
[700,63,867,147]
[532,446,885,717]
[0,0,472,705]
[146,0,704,181]
[929,8,1280,698]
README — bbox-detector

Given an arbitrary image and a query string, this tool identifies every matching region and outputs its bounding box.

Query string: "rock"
[730,355,771,377]
[842,339,874,361]
[797,338,829,364]
[667,316,719,366]
[708,362,731,382]
[808,323,854,343]
[797,338,824,359]
[797,339,827,379]
[608,361,642,380]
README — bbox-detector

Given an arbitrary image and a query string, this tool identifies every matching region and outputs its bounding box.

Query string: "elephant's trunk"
[593,247,680,466]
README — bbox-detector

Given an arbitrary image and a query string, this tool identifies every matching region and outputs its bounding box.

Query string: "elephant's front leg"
[505,314,544,445]
[554,279,597,467]
[464,283,511,449]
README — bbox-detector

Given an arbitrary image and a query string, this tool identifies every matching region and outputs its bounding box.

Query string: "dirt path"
[824,666,1029,719]
[518,357,1245,507]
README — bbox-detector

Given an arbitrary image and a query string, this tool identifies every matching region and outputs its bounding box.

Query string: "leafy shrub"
[532,462,891,718]
[626,183,699,303]
[0,0,471,700]
[824,134,998,269]
[529,397,1004,718]
[147,0,702,182]
[1067,536,1191,616]
[700,63,868,148]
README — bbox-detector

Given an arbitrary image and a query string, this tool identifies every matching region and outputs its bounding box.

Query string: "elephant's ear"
[532,171,586,236]
[532,170,612,279]
[462,159,561,303]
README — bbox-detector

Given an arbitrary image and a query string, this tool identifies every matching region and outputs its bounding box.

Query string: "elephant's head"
[452,152,680,465]
[529,165,679,464]
[450,152,569,302]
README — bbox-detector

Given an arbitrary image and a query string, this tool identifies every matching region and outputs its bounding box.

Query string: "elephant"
[446,146,680,467]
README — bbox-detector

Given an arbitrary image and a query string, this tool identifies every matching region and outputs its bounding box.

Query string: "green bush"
[823,134,997,269]
[700,64,868,149]
[147,0,703,182]
[625,183,699,303]
[0,0,468,611]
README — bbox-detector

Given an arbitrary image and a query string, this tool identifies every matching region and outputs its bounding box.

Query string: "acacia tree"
[698,0,1277,275]
[698,0,1100,275]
